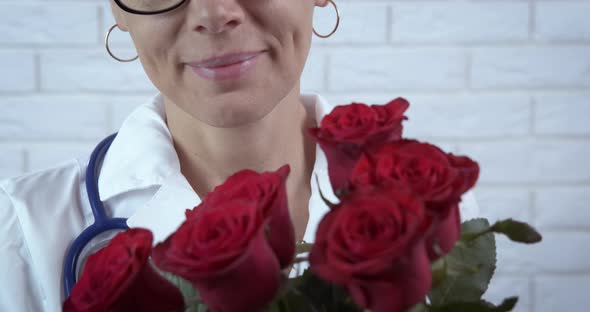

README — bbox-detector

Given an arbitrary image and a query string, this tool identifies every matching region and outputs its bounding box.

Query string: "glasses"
[114,0,188,15]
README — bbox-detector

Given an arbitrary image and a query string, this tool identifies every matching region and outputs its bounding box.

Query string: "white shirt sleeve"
[460,190,480,222]
[0,185,46,312]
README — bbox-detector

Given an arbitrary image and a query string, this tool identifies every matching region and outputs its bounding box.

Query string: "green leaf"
[157,270,209,312]
[288,269,363,312]
[407,302,429,312]
[271,291,316,312]
[490,219,542,244]
[430,297,518,312]
[431,258,448,289]
[495,298,519,311]
[429,218,497,305]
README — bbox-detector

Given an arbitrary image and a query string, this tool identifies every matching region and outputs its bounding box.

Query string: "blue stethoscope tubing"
[62,132,129,298]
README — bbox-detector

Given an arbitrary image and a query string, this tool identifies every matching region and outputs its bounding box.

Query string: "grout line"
[529,96,536,136]
[4,89,590,97]
[0,141,100,147]
[466,48,472,90]
[529,0,536,41]
[529,275,535,312]
[308,85,590,94]
[34,52,41,93]
[478,184,590,191]
[420,135,590,142]
[20,148,27,175]
[97,4,104,45]
[324,54,331,92]
[106,100,115,134]
[3,42,590,50]
[477,181,590,188]
[536,225,590,232]
[22,149,30,173]
[386,5,393,44]
[497,270,590,278]
[535,272,590,277]
[529,188,536,226]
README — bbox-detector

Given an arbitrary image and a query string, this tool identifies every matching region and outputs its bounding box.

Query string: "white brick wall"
[1,1,588,311]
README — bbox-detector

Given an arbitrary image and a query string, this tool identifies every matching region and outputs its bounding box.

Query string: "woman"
[0,0,479,311]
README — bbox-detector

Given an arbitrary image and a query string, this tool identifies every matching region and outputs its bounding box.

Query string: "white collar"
[97,92,335,243]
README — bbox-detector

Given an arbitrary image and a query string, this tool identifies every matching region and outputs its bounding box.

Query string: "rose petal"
[187,165,296,270]
[425,204,461,260]
[265,165,296,269]
[153,201,263,280]
[111,262,185,312]
[448,154,480,195]
[192,226,282,312]
[347,241,431,312]
[313,137,363,193]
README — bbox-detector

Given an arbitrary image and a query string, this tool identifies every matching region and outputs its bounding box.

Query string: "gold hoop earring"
[313,0,340,39]
[105,24,139,63]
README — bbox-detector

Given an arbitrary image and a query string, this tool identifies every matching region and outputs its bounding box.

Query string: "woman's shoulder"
[0,180,47,311]
[0,156,87,200]
[0,154,91,230]
[0,157,89,312]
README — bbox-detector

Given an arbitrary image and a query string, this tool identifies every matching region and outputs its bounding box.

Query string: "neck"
[164,87,317,203]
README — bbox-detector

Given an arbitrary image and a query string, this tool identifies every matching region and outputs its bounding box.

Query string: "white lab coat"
[0,92,480,312]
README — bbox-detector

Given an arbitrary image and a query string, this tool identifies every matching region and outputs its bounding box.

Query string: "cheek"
[130,22,180,88]
[262,3,314,72]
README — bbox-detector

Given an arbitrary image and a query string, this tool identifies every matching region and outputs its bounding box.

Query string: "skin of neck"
[163,82,317,230]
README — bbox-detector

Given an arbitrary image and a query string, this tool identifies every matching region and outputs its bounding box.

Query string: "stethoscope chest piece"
[74,228,128,281]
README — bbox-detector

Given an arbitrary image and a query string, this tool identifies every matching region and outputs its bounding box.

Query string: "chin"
[205,98,276,128]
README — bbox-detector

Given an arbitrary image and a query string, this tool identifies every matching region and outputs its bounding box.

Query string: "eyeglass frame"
[113,0,188,15]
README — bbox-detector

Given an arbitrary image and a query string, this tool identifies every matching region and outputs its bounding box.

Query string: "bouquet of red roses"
[63,98,541,312]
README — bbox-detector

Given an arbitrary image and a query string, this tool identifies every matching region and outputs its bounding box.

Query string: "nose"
[187,0,244,34]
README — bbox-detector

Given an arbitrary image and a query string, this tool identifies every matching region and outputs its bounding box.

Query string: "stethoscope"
[62,132,129,298]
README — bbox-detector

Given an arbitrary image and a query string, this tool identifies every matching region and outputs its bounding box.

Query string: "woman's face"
[110,0,328,127]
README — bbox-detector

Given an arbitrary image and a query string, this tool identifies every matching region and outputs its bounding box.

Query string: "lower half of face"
[134,1,315,128]
[178,47,305,128]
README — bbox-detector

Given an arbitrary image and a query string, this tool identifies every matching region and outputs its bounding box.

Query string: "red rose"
[350,139,480,259]
[153,166,293,312]
[188,164,294,269]
[308,98,409,192]
[63,229,184,312]
[309,188,431,312]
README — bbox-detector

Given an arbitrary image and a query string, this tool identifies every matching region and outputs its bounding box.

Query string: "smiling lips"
[187,51,265,81]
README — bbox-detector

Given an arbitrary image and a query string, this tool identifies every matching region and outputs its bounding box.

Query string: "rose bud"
[187,165,294,269]
[308,98,409,193]
[153,200,281,312]
[309,188,431,312]
[63,228,184,312]
[350,139,480,259]
[153,166,294,312]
